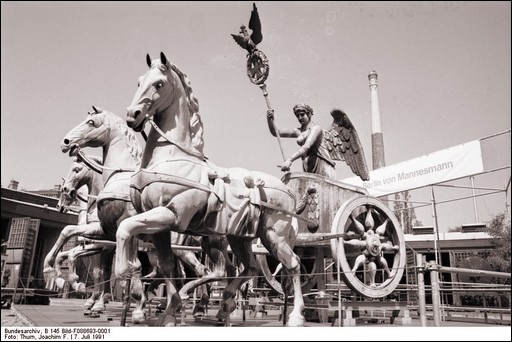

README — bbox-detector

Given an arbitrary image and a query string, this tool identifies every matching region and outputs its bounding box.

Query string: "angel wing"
[324,109,370,181]
[248,3,262,45]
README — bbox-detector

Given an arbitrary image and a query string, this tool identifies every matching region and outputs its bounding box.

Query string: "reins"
[75,147,137,174]
[146,115,204,160]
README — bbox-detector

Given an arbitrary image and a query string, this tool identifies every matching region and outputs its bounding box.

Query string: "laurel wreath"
[246,50,270,85]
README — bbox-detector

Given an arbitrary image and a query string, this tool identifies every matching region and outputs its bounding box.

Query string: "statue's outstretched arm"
[266,109,299,138]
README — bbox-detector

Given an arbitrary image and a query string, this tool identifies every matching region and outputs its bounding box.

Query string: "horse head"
[57,156,102,212]
[126,52,204,157]
[61,107,142,173]
[61,106,111,154]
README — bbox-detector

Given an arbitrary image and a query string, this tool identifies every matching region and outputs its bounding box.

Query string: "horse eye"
[87,120,95,126]
[156,82,163,89]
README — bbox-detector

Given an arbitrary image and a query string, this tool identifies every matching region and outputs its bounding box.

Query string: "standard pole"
[416,253,427,327]
[259,84,286,162]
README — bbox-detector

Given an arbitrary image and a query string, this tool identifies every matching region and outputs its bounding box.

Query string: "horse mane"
[167,63,204,155]
[107,112,144,165]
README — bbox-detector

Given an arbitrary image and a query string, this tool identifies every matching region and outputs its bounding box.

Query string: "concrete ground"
[1,300,511,341]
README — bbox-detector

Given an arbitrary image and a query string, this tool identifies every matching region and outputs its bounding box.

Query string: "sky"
[1,1,511,232]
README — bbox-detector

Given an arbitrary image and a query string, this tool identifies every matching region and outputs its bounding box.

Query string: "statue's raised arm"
[323,109,370,181]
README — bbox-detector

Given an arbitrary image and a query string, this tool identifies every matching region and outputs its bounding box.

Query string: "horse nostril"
[133,110,141,119]
[63,139,70,145]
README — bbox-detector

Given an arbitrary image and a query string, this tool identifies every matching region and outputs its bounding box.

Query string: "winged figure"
[324,109,370,181]
[231,3,262,54]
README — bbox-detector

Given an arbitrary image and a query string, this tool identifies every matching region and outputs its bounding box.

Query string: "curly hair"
[293,103,313,115]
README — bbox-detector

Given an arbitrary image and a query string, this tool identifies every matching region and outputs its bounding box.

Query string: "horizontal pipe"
[435,265,511,278]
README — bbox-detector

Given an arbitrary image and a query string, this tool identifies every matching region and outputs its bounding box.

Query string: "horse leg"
[54,250,68,279]
[69,244,109,295]
[115,207,178,278]
[43,222,103,273]
[178,236,235,317]
[217,236,259,320]
[128,272,146,324]
[90,248,113,314]
[177,236,231,301]
[53,251,69,290]
[151,232,181,327]
[66,247,83,293]
[259,216,304,327]
[102,248,115,305]
[176,248,212,317]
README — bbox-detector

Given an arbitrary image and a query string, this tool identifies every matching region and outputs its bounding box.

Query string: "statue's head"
[293,103,313,116]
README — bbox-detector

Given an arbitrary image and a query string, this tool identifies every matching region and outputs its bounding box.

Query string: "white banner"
[341,140,484,196]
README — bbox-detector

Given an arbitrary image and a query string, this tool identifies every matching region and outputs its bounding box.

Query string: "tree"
[485,212,511,274]
[393,191,422,234]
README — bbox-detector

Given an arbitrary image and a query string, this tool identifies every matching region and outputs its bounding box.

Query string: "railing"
[416,253,511,326]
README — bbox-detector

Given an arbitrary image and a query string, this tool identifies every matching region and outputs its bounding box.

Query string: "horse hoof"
[287,313,305,327]
[84,293,100,310]
[131,310,146,324]
[91,304,105,313]
[102,293,112,304]
[192,306,205,317]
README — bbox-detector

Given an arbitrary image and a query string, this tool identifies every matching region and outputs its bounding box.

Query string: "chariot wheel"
[330,195,405,298]
[255,247,318,295]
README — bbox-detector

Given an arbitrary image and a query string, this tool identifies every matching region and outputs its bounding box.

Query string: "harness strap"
[76,147,136,174]
[260,201,319,228]
[131,171,212,194]
[147,117,205,160]
[76,193,89,203]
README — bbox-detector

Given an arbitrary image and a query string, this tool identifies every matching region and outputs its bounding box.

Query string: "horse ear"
[146,54,152,68]
[92,106,103,114]
[160,52,168,66]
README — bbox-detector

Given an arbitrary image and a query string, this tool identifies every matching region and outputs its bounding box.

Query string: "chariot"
[256,172,406,299]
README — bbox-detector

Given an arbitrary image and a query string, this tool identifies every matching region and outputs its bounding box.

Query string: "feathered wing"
[324,109,370,181]
[231,34,247,49]
[248,3,262,45]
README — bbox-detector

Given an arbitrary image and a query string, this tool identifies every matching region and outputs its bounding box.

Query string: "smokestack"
[368,71,386,170]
